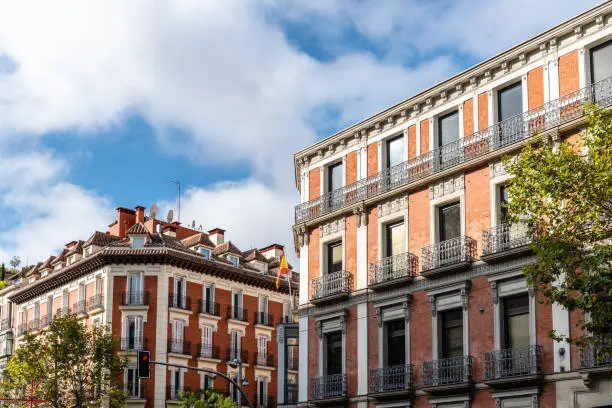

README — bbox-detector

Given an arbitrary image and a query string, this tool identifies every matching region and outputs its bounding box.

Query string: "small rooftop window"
[131,237,145,249]
[199,247,211,260]
[228,255,239,267]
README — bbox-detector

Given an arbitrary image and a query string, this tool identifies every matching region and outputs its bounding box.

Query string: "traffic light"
[137,350,150,379]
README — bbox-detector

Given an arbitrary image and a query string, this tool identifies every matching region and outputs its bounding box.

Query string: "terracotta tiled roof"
[242,249,267,262]
[84,231,121,247]
[212,241,243,256]
[181,233,215,248]
[39,256,55,270]
[126,222,149,235]
[66,241,84,256]
[50,249,67,265]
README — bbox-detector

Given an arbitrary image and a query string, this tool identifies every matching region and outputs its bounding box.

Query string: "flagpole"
[285,254,294,313]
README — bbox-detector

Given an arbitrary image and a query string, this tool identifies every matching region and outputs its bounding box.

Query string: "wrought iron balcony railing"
[27,319,39,332]
[87,294,104,312]
[254,311,274,327]
[197,344,220,360]
[169,293,192,311]
[126,383,146,399]
[368,364,413,394]
[422,356,472,388]
[74,300,86,315]
[17,323,28,336]
[226,348,249,364]
[286,383,298,404]
[121,291,149,306]
[199,300,220,316]
[311,270,353,302]
[484,345,542,381]
[255,352,274,367]
[580,338,612,370]
[227,305,248,322]
[369,252,418,288]
[421,236,476,273]
[168,338,192,355]
[310,374,347,400]
[120,336,147,352]
[39,315,51,329]
[482,223,531,256]
[294,77,612,224]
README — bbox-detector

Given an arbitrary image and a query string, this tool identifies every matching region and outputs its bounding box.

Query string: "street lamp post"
[230,357,248,407]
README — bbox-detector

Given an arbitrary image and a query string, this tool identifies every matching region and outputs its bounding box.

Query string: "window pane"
[499,185,509,220]
[439,203,461,241]
[386,320,405,366]
[591,40,612,84]
[386,222,405,257]
[504,295,530,349]
[387,136,404,168]
[328,163,343,192]
[438,111,459,146]
[498,82,523,122]
[328,242,343,273]
[326,333,343,375]
[442,309,463,358]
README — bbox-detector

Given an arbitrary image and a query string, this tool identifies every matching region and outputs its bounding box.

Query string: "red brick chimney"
[135,206,145,223]
[208,228,225,246]
[109,207,136,238]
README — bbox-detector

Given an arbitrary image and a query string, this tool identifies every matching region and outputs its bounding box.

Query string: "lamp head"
[229,358,238,369]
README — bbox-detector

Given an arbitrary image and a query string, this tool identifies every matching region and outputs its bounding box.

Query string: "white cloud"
[0,0,600,268]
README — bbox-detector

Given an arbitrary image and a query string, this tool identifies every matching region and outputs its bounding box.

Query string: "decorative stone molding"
[430,174,464,200]
[378,196,408,218]
[353,205,368,228]
[528,282,536,298]
[319,218,345,238]
[340,315,346,334]
[490,160,507,178]
[376,307,383,327]
[402,301,411,323]
[596,15,604,29]
[461,288,469,311]
[295,225,309,247]
[429,295,437,318]
[316,320,323,339]
[490,281,499,305]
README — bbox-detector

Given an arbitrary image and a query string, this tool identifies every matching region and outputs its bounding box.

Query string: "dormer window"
[41,270,48,278]
[228,255,239,267]
[131,237,145,249]
[199,248,211,260]
[85,246,93,256]
[54,264,62,271]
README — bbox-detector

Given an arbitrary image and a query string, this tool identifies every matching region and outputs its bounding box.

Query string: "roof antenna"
[168,180,181,222]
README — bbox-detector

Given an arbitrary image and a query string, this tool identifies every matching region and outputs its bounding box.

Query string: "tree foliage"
[179,389,236,408]
[504,104,612,350]
[1,314,126,407]
[8,256,21,270]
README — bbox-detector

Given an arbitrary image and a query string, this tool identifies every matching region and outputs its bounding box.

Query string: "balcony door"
[590,40,612,104]
[325,332,342,376]
[385,320,405,367]
[385,221,405,279]
[441,309,463,359]
[386,135,405,189]
[439,203,461,242]
[327,162,344,209]
[128,273,141,304]
[438,111,460,167]
[502,295,530,376]
[327,241,343,275]
[497,82,523,144]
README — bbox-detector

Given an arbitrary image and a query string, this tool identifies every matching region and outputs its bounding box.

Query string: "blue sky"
[0,0,601,267]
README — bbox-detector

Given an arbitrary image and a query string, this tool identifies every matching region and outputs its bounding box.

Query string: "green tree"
[1,314,126,407]
[0,263,5,281]
[8,256,21,271]
[179,389,236,408]
[504,104,612,351]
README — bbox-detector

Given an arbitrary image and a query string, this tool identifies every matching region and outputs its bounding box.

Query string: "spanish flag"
[276,255,289,290]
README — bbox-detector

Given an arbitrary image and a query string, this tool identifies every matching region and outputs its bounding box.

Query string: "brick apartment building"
[0,205,298,407]
[292,3,612,408]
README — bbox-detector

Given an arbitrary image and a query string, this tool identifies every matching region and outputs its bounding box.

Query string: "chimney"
[135,206,146,223]
[208,228,225,246]
[162,225,177,238]
[113,207,136,238]
[260,243,285,260]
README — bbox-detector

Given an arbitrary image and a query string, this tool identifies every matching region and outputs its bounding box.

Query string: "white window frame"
[322,159,345,195]
[257,335,268,365]
[122,316,143,350]
[315,310,347,376]
[427,282,470,361]
[377,213,408,261]
[319,225,346,276]
[199,247,211,260]
[430,190,465,245]
[124,367,140,398]
[228,255,239,267]
[201,324,214,358]
[256,377,269,407]
[372,296,411,369]
[258,295,269,324]
[131,237,145,249]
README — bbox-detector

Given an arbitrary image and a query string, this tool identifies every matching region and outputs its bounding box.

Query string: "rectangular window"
[497,82,523,123]
[231,291,243,319]
[441,309,463,358]
[386,135,404,169]
[325,332,342,375]
[439,202,461,242]
[47,296,53,320]
[131,237,145,249]
[257,336,268,365]
[258,295,269,324]
[199,247,211,260]
[128,273,142,304]
[498,185,509,223]
[326,241,343,274]
[124,316,143,350]
[438,111,460,147]
[125,368,140,398]
[174,277,185,308]
[590,39,612,84]
[328,162,343,192]
[385,320,405,367]
[173,369,181,395]
[503,295,530,349]
[204,284,215,314]
[230,330,241,360]
[203,374,213,390]
[257,379,267,406]
[201,325,213,358]
[385,221,405,258]
[95,276,102,295]
[228,255,239,267]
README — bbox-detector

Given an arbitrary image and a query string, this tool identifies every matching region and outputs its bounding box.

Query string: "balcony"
[254,311,274,327]
[121,291,149,306]
[255,352,274,367]
[87,294,104,312]
[368,364,413,399]
[227,306,248,322]
[73,300,86,315]
[580,338,612,376]
[309,374,347,404]
[120,336,147,352]
[286,383,298,404]
[310,270,353,305]
[294,77,612,225]
[39,315,51,329]
[484,345,543,387]
[17,323,28,336]
[197,344,220,360]
[199,301,220,316]
[126,383,146,400]
[369,252,418,290]
[422,356,472,393]
[168,338,192,355]
[421,236,476,277]
[27,319,39,332]
[169,293,192,311]
[482,223,531,263]
[226,348,249,364]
